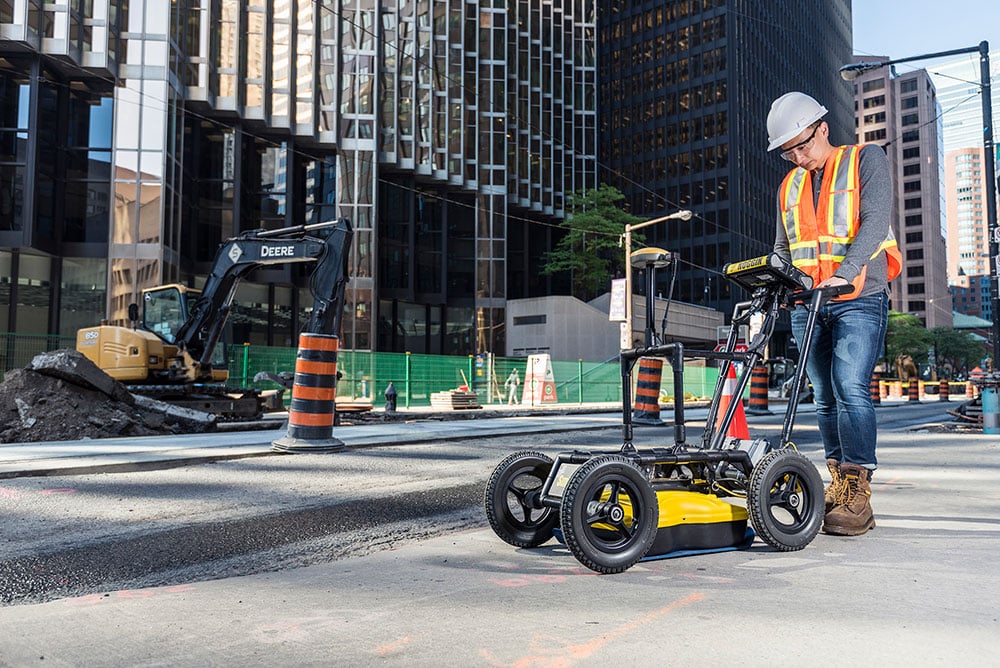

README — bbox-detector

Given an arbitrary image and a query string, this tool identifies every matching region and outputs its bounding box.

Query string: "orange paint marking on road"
[162,584,197,593]
[115,589,158,599]
[375,635,416,656]
[64,594,106,607]
[563,592,705,661]
[480,591,705,667]
[62,583,198,606]
[490,574,570,588]
[490,566,601,588]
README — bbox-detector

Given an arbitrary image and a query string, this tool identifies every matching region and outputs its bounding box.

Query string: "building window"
[902,146,920,159]
[901,96,918,109]
[904,197,922,209]
[901,113,919,126]
[903,163,921,176]
[905,231,923,243]
[863,95,885,109]
[900,79,918,93]
[902,129,919,142]
[905,214,922,226]
[903,180,921,193]
[863,79,885,93]
[864,129,886,142]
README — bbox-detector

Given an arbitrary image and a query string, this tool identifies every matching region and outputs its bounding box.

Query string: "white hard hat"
[766,92,829,151]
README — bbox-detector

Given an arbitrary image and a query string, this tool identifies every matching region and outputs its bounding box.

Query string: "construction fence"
[232,347,635,408]
[0,332,733,408]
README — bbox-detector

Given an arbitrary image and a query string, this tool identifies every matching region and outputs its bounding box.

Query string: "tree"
[884,311,933,376]
[930,327,987,379]
[884,312,986,380]
[541,185,645,300]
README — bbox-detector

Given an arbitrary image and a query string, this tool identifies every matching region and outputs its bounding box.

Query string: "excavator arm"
[77,216,353,419]
[173,218,353,377]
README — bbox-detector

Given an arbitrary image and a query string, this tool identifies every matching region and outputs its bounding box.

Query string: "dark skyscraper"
[597,0,853,318]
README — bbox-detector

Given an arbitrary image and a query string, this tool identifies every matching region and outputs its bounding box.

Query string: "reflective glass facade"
[0,0,597,356]
[597,0,852,319]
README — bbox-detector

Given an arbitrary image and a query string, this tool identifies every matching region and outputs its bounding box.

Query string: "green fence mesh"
[0,333,75,379]
[0,332,724,407]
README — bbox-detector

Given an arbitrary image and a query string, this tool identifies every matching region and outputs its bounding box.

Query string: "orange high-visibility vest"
[779,144,902,300]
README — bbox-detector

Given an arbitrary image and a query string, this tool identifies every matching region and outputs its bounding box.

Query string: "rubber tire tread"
[484,450,557,548]
[747,449,824,551]
[559,455,658,574]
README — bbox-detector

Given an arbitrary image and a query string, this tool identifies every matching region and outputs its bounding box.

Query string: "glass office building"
[597,0,853,320]
[0,1,597,356]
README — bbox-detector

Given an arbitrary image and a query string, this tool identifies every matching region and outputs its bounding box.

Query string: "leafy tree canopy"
[885,311,933,366]
[885,311,988,378]
[930,327,988,377]
[541,185,646,300]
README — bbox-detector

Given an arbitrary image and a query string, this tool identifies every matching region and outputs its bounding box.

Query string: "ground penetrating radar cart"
[485,253,850,573]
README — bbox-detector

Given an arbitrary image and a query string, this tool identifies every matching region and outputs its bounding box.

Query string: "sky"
[852,0,999,65]
[853,0,1000,151]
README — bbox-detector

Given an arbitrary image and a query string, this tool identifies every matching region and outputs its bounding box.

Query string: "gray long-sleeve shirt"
[773,143,893,297]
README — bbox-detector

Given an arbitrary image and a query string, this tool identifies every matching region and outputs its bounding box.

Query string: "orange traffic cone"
[716,364,750,439]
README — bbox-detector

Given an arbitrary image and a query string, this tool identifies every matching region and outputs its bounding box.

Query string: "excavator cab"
[142,285,190,345]
[76,217,352,418]
[76,284,229,384]
[141,284,229,379]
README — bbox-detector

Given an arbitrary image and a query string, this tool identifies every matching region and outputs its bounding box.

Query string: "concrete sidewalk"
[0,395,959,479]
[0,403,626,478]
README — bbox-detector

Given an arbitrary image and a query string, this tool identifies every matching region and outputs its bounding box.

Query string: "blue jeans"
[790,291,888,468]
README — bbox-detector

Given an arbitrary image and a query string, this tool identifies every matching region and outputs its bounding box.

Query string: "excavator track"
[77,218,350,427]
[126,384,264,421]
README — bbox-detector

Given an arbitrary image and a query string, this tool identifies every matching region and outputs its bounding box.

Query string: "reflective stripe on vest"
[779,144,901,299]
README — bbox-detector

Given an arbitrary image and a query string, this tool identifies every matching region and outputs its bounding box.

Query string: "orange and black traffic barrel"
[745,365,772,415]
[632,357,664,425]
[870,371,881,407]
[272,332,345,453]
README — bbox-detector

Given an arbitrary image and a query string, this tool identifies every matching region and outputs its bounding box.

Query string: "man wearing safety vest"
[767,92,902,537]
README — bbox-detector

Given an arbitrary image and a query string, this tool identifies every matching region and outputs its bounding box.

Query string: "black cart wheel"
[559,455,658,574]
[747,449,824,550]
[484,451,558,548]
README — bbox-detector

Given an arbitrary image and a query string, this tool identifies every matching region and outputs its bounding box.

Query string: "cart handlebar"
[789,283,854,306]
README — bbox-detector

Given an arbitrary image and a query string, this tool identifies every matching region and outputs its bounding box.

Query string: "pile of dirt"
[0,350,215,444]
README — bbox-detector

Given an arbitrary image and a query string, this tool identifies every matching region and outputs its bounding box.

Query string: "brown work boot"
[825,459,844,513]
[823,463,875,536]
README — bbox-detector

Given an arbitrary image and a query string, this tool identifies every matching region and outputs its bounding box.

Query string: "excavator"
[76,218,353,419]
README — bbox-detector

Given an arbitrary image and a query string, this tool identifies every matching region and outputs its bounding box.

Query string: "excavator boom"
[77,218,353,419]
[175,219,353,372]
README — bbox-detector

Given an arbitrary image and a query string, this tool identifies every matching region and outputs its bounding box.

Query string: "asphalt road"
[1,402,998,666]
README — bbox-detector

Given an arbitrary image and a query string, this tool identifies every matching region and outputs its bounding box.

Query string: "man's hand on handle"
[816,276,849,290]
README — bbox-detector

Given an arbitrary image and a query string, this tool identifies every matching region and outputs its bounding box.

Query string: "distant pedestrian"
[767,91,902,537]
[505,369,521,405]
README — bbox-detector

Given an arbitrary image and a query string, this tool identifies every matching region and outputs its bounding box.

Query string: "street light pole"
[621,209,692,349]
[840,40,999,369]
[979,45,1000,371]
